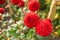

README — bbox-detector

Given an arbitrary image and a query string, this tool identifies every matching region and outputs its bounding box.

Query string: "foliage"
[0,0,60,40]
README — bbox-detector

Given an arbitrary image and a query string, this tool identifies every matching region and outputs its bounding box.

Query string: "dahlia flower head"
[0,0,6,4]
[0,8,5,14]
[35,18,52,36]
[28,0,40,12]
[24,11,40,29]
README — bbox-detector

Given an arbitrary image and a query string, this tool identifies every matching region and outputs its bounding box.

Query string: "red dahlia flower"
[18,0,25,7]
[28,1,40,12]
[35,20,52,36]
[0,8,5,14]
[10,0,22,5]
[24,11,40,29]
[0,0,5,4]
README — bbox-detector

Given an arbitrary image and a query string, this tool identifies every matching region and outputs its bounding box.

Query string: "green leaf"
[27,29,35,38]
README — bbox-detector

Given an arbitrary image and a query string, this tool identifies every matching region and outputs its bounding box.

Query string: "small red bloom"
[35,20,52,36]
[24,11,40,29]
[18,0,25,7]
[0,0,6,4]
[0,8,5,14]
[10,0,22,5]
[28,1,40,12]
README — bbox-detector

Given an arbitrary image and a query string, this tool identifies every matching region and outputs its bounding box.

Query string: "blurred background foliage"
[0,0,60,40]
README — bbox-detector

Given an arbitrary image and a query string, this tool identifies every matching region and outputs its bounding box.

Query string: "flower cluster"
[23,0,52,37]
[24,11,52,36]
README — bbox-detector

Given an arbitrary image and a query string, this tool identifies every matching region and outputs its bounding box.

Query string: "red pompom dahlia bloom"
[10,0,22,5]
[28,1,40,12]
[24,11,40,29]
[0,0,6,4]
[0,8,5,14]
[35,19,52,36]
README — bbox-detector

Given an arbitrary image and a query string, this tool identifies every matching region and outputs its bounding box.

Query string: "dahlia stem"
[6,0,14,14]
[8,3,14,14]
[47,0,58,21]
